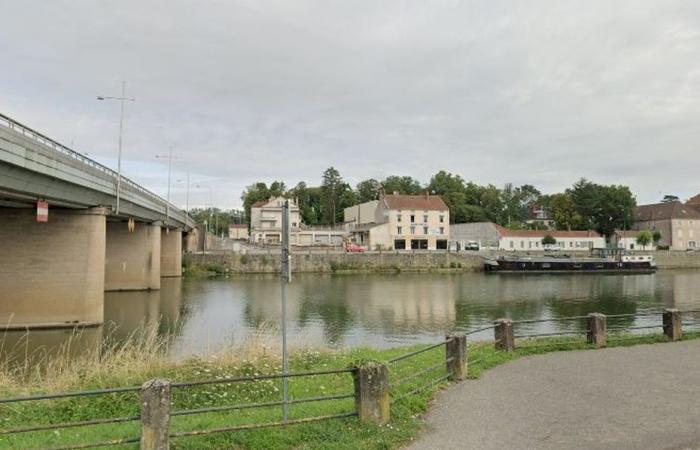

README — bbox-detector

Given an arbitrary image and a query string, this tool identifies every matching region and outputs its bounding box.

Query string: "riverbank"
[184,250,700,275]
[2,331,699,449]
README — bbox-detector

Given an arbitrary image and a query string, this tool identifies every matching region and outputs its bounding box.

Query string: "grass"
[1,327,699,450]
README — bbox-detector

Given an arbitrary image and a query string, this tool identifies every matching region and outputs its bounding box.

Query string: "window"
[397,226,402,235]
[535,241,539,248]
[292,222,297,227]
[569,241,573,248]
[436,239,447,249]
[397,214,402,222]
[439,227,444,235]
[630,243,635,250]
[690,241,697,248]
[410,215,415,223]
[394,239,406,249]
[509,240,514,248]
[411,239,428,249]
[423,226,429,234]
[520,240,524,248]
[423,214,428,223]
[410,226,416,235]
[439,215,444,223]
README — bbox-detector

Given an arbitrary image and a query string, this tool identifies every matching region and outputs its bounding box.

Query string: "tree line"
[241,167,638,237]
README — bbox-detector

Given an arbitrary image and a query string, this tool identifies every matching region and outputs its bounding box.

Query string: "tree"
[356,179,381,202]
[636,230,652,250]
[568,178,636,236]
[288,182,321,226]
[661,195,679,203]
[652,230,662,246]
[542,235,557,246]
[380,176,423,195]
[549,193,582,230]
[320,167,354,226]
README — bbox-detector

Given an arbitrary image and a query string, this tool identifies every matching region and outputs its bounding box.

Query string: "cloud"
[1,0,699,208]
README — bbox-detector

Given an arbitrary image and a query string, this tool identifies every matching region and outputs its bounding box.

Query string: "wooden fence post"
[140,378,171,450]
[494,319,515,351]
[446,334,467,380]
[352,362,390,425]
[663,308,682,341]
[587,313,607,348]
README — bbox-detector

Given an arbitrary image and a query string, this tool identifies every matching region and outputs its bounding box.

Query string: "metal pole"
[166,146,172,221]
[116,81,125,215]
[281,199,291,421]
[185,171,190,220]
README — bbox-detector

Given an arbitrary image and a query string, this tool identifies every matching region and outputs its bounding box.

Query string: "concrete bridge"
[0,112,197,329]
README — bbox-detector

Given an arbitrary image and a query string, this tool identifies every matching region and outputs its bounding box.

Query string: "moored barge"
[484,249,656,274]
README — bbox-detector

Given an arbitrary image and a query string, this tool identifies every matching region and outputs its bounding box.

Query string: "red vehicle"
[345,243,365,253]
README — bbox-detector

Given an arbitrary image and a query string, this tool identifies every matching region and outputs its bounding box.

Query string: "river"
[2,270,700,363]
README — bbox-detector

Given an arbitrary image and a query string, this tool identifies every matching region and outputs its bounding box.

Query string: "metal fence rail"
[2,308,699,449]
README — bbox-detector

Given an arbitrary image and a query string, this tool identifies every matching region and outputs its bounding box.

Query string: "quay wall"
[185,251,483,274]
[185,250,700,275]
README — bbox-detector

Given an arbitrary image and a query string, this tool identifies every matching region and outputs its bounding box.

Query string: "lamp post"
[155,146,175,221]
[195,184,214,233]
[176,171,191,220]
[97,81,135,215]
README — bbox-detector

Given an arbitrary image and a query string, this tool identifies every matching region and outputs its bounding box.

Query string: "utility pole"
[280,199,291,421]
[97,81,135,215]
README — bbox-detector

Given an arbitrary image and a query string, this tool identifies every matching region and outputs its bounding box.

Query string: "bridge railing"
[0,112,192,227]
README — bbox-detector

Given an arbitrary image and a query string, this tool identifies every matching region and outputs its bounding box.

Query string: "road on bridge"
[409,340,700,450]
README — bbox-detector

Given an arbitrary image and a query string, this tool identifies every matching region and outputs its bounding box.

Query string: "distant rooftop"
[382,193,448,211]
[635,201,700,221]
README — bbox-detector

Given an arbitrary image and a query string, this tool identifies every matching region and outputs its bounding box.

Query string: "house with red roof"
[450,222,604,251]
[344,192,450,250]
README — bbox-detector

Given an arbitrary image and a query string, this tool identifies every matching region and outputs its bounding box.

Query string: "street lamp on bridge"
[155,146,176,222]
[97,81,135,215]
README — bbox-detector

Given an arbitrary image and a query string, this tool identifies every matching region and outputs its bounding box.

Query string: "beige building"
[633,201,700,250]
[228,223,249,240]
[250,197,302,244]
[250,197,344,246]
[345,193,450,250]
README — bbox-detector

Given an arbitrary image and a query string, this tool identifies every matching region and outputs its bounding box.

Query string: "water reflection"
[2,270,700,365]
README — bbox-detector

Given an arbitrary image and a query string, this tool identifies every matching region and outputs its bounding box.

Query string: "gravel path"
[408,340,700,450]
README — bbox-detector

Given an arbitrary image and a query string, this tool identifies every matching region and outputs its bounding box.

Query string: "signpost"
[36,200,48,223]
[280,199,291,421]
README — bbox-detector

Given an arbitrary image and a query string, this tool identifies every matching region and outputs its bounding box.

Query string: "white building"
[497,227,605,251]
[611,230,656,251]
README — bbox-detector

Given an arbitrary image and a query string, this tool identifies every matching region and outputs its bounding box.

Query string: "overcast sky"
[2,0,699,208]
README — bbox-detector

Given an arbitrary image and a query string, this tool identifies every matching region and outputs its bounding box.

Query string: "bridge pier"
[160,228,182,277]
[0,207,106,328]
[105,221,161,291]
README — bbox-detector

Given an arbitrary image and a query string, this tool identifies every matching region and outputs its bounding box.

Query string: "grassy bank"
[1,329,699,449]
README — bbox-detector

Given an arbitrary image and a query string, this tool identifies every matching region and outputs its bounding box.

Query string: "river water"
[3,270,700,363]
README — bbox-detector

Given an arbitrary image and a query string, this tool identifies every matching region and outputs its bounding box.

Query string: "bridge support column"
[0,207,106,328]
[105,221,161,291]
[161,228,182,277]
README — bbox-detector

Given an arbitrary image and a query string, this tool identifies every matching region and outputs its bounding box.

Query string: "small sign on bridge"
[36,200,48,223]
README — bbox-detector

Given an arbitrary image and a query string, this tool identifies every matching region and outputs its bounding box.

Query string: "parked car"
[345,243,365,253]
[465,241,480,251]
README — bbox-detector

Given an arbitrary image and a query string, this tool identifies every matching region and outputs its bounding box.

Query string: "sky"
[1,0,699,209]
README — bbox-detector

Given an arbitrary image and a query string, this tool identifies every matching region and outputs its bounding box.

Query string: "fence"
[1,308,699,449]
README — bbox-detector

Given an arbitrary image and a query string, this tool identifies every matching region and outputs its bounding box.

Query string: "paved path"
[409,341,700,450]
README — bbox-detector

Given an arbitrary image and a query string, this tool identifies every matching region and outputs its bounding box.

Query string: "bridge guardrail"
[0,112,194,228]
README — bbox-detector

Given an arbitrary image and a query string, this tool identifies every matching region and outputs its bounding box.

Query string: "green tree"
[661,195,679,203]
[380,176,423,195]
[652,230,662,245]
[549,193,582,230]
[288,182,321,226]
[636,230,652,250]
[542,235,557,246]
[356,178,381,202]
[478,184,504,224]
[320,167,355,226]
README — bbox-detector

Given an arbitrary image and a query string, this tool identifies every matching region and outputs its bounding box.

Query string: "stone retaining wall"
[185,250,700,275]
[185,251,483,274]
